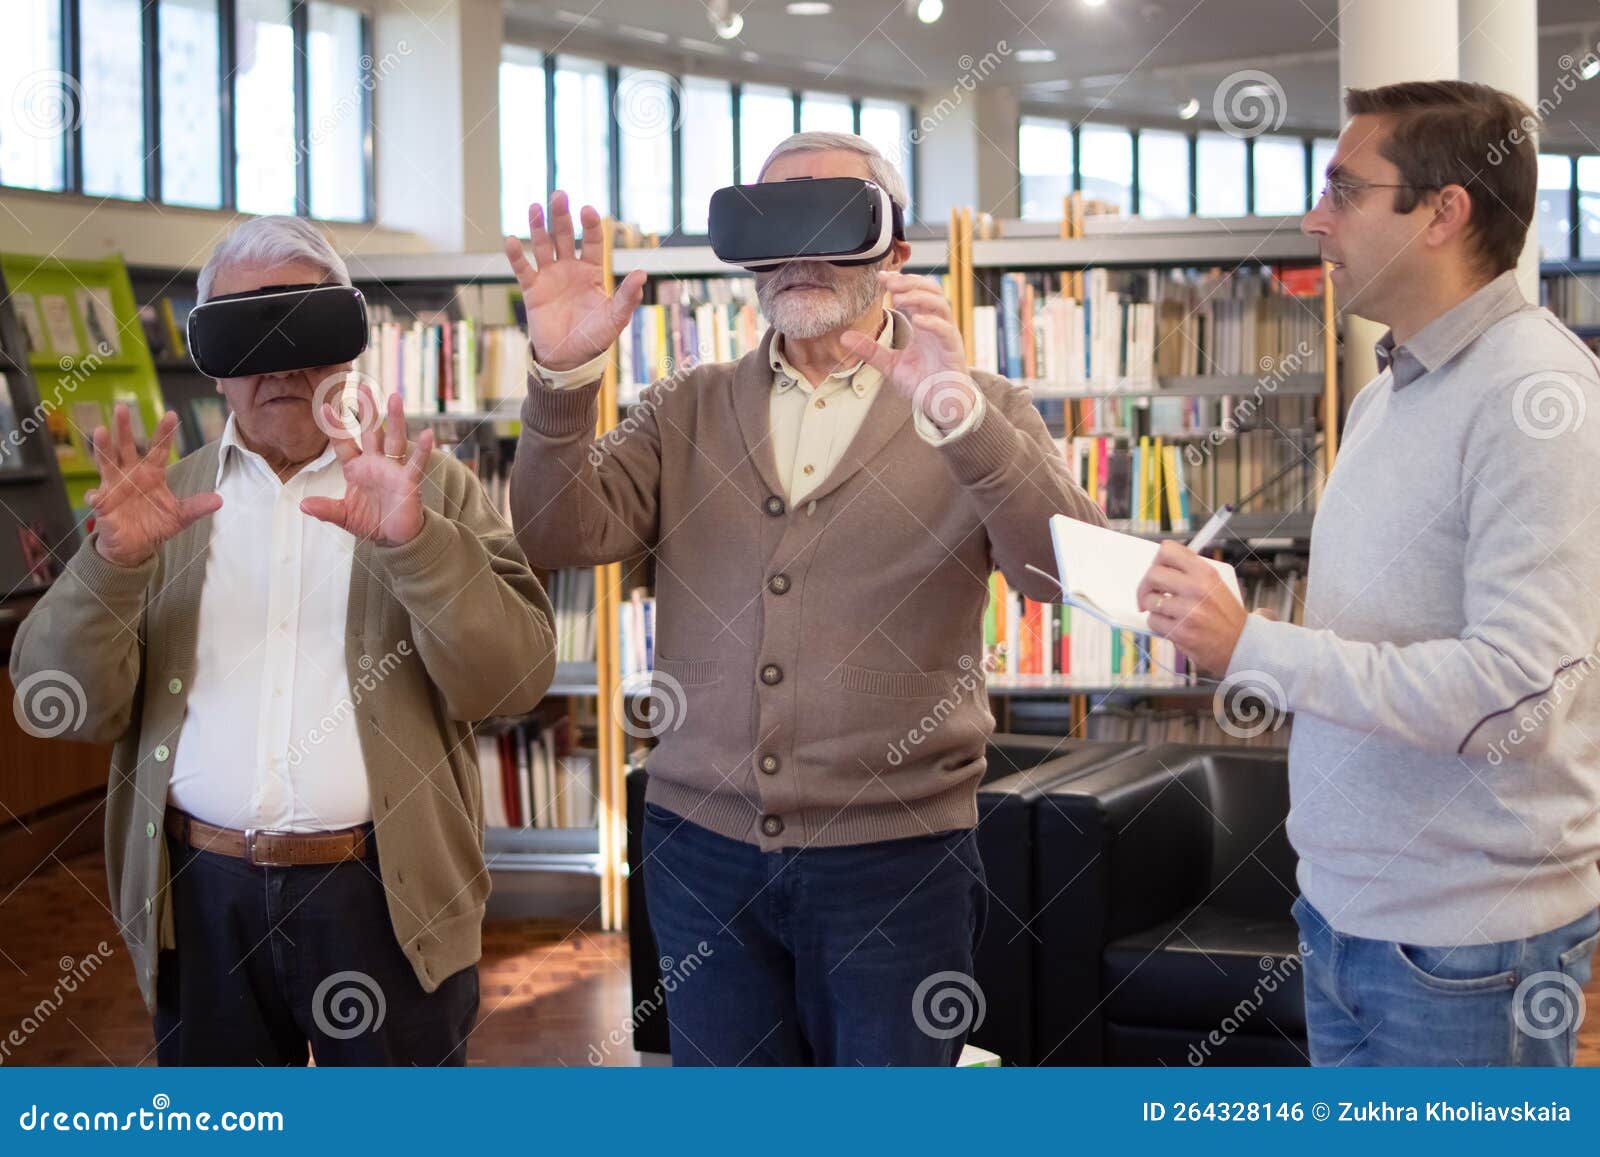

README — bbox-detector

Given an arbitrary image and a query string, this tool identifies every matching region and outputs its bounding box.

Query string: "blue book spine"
[1000,275,1022,379]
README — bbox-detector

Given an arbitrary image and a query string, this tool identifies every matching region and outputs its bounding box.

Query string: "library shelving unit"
[1540,258,1600,342]
[942,204,1340,740]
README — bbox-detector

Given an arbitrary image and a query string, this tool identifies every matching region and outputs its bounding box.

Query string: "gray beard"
[757,262,885,340]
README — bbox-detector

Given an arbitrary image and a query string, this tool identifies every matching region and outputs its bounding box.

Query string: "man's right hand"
[87,404,222,568]
[503,191,648,374]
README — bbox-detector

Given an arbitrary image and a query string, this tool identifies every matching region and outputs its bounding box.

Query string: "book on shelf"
[474,716,597,829]
[618,586,656,678]
[1543,270,1600,329]
[139,291,196,361]
[972,264,1325,389]
[359,283,528,415]
[547,568,597,666]
[1083,703,1291,748]
[618,277,763,403]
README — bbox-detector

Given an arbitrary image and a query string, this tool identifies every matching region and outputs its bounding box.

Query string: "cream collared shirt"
[166,415,370,832]
[535,310,984,501]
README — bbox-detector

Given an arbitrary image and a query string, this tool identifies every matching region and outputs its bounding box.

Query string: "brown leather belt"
[164,809,374,867]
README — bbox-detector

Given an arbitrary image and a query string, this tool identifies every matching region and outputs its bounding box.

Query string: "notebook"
[1046,514,1241,636]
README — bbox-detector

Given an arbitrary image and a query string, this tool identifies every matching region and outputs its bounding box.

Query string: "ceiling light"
[916,0,943,24]
[1082,0,1108,8]
[1583,57,1600,81]
[1178,97,1200,119]
[786,2,833,13]
[707,0,743,39]
[1015,48,1057,63]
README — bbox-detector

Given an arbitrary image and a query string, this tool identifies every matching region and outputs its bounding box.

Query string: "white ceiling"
[506,0,1600,148]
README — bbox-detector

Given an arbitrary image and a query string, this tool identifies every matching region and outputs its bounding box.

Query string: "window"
[499,47,547,238]
[1196,131,1247,216]
[553,56,610,215]
[1537,153,1574,261]
[1138,129,1189,218]
[801,91,853,134]
[617,68,675,235]
[1079,124,1133,214]
[859,98,912,214]
[680,75,732,233]
[739,83,795,181]
[1579,156,1600,261]
[160,0,222,208]
[80,0,146,198]
[1252,135,1306,216]
[307,1,366,221]
[1311,137,1337,189]
[1018,115,1073,221]
[0,0,66,191]
[234,0,296,215]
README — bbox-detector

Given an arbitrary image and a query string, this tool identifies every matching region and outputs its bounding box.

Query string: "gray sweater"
[1228,272,1600,945]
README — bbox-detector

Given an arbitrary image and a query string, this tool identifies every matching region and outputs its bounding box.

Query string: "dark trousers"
[154,833,479,1066]
[641,802,988,1066]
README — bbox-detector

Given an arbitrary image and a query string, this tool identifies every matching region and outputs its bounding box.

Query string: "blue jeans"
[641,803,988,1066]
[1293,894,1600,1066]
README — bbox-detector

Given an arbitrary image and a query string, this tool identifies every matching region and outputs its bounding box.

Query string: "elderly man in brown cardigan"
[11,215,558,1065]
[506,132,1103,1066]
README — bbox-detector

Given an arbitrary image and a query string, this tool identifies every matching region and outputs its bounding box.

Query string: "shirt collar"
[770,309,899,398]
[1374,270,1527,389]
[216,412,339,488]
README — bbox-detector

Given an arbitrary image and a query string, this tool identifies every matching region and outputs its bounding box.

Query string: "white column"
[916,86,1019,223]
[1336,0,1459,392]
[1459,0,1541,299]
[372,0,504,252]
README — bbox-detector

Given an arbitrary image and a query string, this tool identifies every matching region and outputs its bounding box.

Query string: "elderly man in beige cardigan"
[11,216,558,1066]
[507,131,1103,1066]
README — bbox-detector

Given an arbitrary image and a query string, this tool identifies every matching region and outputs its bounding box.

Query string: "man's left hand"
[839,270,978,433]
[301,387,434,546]
[1137,540,1249,676]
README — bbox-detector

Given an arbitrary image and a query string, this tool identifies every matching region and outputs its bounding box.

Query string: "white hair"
[196,215,351,303]
[757,131,909,210]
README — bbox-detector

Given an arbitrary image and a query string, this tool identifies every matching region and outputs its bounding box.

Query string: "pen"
[1187,504,1234,553]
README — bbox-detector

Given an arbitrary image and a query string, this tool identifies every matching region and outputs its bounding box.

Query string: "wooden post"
[596,219,627,931]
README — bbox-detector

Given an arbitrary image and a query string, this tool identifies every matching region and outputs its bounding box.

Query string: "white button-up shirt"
[166,415,370,832]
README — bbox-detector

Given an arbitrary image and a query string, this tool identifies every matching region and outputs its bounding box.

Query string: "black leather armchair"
[1031,743,1306,1066]
[624,736,1135,1060]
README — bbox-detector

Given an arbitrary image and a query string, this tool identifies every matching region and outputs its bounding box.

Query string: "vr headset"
[707,176,905,272]
[187,283,369,378]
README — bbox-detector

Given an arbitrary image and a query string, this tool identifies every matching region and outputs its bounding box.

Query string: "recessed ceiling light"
[713,12,743,38]
[1082,0,1108,8]
[1583,57,1600,80]
[787,2,833,13]
[1178,97,1200,119]
[916,0,943,23]
[1015,48,1057,63]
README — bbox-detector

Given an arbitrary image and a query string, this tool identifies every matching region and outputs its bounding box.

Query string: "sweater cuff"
[1225,613,1308,708]
[521,372,603,438]
[373,508,457,578]
[68,534,159,598]
[532,347,609,390]
[934,390,1018,484]
[914,387,987,445]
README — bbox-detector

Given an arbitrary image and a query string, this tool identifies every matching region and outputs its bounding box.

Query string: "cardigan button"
[768,573,790,595]
[764,495,785,516]
[153,744,170,762]
[145,821,156,839]
[760,663,783,686]
[167,677,182,694]
[758,753,780,775]
[761,814,784,838]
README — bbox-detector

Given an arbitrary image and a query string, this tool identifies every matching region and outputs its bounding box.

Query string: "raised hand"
[839,270,978,432]
[88,405,221,568]
[300,389,434,546]
[503,190,648,372]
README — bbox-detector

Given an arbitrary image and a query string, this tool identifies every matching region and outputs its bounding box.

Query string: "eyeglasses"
[1317,176,1440,212]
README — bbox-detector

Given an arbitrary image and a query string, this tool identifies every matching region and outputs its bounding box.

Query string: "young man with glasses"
[1136,80,1600,1066]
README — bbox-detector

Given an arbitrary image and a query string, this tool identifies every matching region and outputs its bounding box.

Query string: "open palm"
[503,190,647,372]
[301,390,434,546]
[88,406,221,568]
[841,271,978,430]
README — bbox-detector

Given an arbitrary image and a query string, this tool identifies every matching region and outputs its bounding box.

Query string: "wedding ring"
[384,451,407,461]
[1157,592,1172,612]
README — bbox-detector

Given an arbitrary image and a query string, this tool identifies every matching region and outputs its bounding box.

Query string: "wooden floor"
[2,848,1598,1066]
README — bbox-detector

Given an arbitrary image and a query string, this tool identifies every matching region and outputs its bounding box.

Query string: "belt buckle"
[243,827,297,868]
